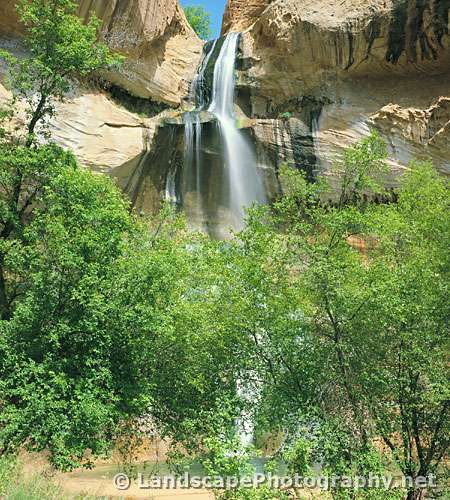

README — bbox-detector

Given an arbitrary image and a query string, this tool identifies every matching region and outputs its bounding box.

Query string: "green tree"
[0,0,120,318]
[1,0,121,145]
[0,0,169,470]
[0,0,120,319]
[184,6,212,40]
[0,150,135,469]
[0,156,242,470]
[0,1,237,470]
[219,134,448,499]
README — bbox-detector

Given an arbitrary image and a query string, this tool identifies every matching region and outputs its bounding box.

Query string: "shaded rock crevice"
[386,0,450,64]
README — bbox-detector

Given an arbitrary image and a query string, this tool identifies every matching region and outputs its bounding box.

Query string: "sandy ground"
[19,450,213,499]
[59,475,213,500]
[17,450,323,499]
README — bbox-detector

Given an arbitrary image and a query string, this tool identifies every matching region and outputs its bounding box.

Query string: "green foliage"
[0,147,133,469]
[279,112,292,120]
[282,435,311,477]
[0,148,246,470]
[0,4,136,471]
[0,12,448,496]
[0,143,82,318]
[215,133,448,498]
[0,0,121,143]
[184,6,213,40]
[0,143,245,469]
[215,485,290,500]
[334,129,388,207]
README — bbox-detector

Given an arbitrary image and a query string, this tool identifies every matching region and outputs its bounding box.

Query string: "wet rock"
[224,0,450,185]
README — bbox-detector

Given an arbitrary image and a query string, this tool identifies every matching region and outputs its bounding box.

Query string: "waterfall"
[182,111,204,217]
[165,167,178,205]
[209,33,266,229]
[184,112,194,173]
[194,114,202,209]
[311,112,322,176]
[174,41,218,227]
[176,32,267,236]
[191,39,217,109]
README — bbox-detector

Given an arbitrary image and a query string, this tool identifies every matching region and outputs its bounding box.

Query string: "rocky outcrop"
[226,0,450,183]
[237,0,450,108]
[51,92,156,191]
[371,97,450,147]
[0,0,205,216]
[0,74,177,213]
[221,0,273,34]
[369,96,450,173]
[0,0,203,106]
[85,0,203,105]
[251,118,316,180]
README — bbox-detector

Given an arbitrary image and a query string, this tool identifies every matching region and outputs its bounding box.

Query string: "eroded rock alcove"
[0,0,449,230]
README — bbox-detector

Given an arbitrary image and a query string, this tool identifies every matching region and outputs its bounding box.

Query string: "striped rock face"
[223,0,450,187]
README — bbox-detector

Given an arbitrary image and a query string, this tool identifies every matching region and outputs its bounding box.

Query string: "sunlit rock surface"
[221,0,273,35]
[0,76,175,215]
[1,0,449,232]
[224,0,450,183]
[0,0,203,105]
[0,0,205,219]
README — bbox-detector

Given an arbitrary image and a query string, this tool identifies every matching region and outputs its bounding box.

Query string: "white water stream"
[208,32,267,229]
[174,32,267,235]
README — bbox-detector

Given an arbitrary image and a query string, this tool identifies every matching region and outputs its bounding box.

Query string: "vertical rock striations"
[223,0,450,183]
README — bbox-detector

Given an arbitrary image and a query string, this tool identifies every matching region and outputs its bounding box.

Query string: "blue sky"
[180,0,228,39]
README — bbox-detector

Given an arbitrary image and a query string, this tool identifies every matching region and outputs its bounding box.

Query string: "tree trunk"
[26,94,47,147]
[406,488,426,500]
[0,260,9,320]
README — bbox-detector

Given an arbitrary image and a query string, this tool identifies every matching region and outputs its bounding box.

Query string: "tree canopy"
[209,139,449,500]
[184,5,213,40]
[0,2,448,498]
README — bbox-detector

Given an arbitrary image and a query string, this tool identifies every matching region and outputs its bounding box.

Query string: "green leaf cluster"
[184,6,213,40]
[0,0,122,144]
[211,133,449,498]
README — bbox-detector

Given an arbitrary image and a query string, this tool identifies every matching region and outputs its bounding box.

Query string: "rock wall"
[0,0,203,106]
[226,0,450,184]
[221,0,273,34]
[0,75,177,211]
[1,0,449,226]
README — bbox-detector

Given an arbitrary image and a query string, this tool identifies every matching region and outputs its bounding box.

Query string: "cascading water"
[191,39,217,108]
[176,40,218,228]
[177,34,265,445]
[175,32,267,236]
[208,33,266,228]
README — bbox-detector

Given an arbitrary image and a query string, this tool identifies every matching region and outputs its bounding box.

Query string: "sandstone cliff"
[0,74,174,215]
[0,0,204,216]
[224,0,450,183]
[221,0,273,34]
[1,0,449,228]
[0,0,203,106]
